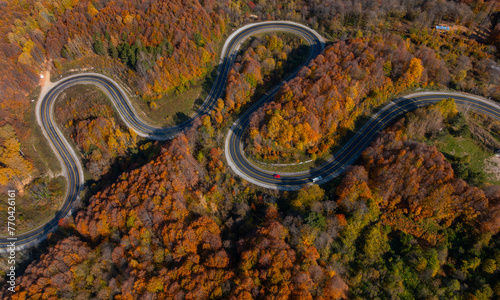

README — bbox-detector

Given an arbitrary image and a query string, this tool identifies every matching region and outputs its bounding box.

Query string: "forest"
[1,103,499,298]
[1,0,499,184]
[0,0,228,192]
[204,33,309,132]
[0,0,499,299]
[246,30,499,162]
[54,85,138,181]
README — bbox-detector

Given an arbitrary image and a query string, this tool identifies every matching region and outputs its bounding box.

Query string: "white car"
[312,176,322,183]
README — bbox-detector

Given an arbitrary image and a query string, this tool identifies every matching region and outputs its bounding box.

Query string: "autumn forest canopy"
[1,0,500,299]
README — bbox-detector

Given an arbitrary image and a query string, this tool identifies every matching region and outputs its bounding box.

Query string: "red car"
[273,174,281,179]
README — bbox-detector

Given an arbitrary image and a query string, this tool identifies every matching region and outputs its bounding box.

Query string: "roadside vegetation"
[3,98,500,298]
[245,28,498,165]
[0,0,499,299]
[0,0,230,194]
[54,85,139,180]
[401,99,500,186]
[201,33,310,133]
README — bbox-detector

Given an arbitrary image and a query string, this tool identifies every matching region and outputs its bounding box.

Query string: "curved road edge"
[0,21,325,250]
[225,91,500,191]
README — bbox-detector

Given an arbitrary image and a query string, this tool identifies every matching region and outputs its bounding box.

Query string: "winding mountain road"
[1,21,497,250]
[0,21,325,249]
[226,91,500,190]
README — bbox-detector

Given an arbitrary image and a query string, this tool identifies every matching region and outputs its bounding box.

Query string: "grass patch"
[436,135,491,173]
[434,134,494,185]
[134,84,205,126]
[245,155,316,173]
[23,85,62,177]
[0,176,66,235]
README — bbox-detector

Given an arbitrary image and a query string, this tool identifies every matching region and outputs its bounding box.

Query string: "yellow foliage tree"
[434,98,458,119]
[292,184,325,212]
[87,3,99,16]
[0,125,33,185]
[400,57,423,87]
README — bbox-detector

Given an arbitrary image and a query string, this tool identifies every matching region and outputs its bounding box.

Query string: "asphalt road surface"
[0,21,325,249]
[1,21,497,250]
[225,91,500,190]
